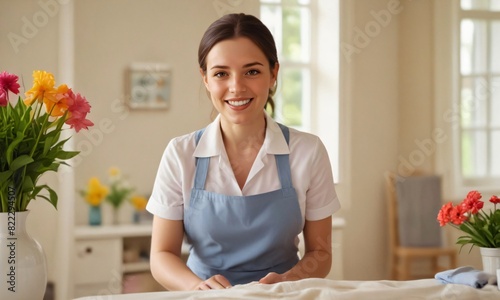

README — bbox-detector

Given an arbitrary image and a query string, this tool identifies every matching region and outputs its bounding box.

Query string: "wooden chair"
[385,171,457,280]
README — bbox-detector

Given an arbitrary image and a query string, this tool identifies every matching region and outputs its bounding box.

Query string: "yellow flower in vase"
[84,177,108,206]
[131,195,148,211]
[106,167,133,225]
[81,177,108,226]
[130,195,148,223]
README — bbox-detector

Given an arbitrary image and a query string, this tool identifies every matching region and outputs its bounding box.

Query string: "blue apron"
[184,124,302,285]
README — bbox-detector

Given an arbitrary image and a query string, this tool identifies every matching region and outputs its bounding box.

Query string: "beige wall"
[0,0,482,284]
[71,0,259,226]
[338,0,481,280]
[338,0,400,280]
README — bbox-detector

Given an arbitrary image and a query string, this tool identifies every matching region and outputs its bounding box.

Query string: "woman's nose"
[228,75,246,93]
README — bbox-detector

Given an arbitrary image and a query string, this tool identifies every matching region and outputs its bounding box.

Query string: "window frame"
[260,0,341,183]
[434,0,500,198]
[459,5,500,186]
[260,0,313,131]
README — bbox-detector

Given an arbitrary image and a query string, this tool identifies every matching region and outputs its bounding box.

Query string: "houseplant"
[437,191,500,274]
[80,168,133,225]
[130,195,148,223]
[80,177,108,226]
[105,167,133,224]
[0,70,93,299]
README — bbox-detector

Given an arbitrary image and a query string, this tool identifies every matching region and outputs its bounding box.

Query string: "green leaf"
[9,155,34,172]
[56,151,80,160]
[35,162,60,174]
[0,170,13,184]
[38,185,58,210]
[21,176,35,193]
[5,131,25,165]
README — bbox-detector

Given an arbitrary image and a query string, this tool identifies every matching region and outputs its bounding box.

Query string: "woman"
[147,13,340,291]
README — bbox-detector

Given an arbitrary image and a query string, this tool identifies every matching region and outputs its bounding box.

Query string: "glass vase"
[88,205,101,226]
[133,211,140,224]
[112,206,120,225]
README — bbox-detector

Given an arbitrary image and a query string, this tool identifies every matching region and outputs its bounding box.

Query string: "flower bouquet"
[80,177,108,226]
[80,168,134,225]
[0,71,93,299]
[130,195,148,223]
[437,191,500,249]
[0,70,93,212]
[437,191,500,274]
[106,167,134,210]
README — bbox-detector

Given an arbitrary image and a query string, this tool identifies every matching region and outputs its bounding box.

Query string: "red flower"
[0,89,7,107]
[0,71,20,106]
[65,92,94,132]
[450,204,468,225]
[490,195,500,205]
[466,190,482,202]
[437,202,453,226]
[0,71,20,94]
[462,195,484,215]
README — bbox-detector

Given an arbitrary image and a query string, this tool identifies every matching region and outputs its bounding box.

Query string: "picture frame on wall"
[126,63,171,109]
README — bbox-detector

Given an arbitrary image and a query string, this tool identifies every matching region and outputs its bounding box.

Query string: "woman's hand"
[258,272,285,284]
[195,274,232,290]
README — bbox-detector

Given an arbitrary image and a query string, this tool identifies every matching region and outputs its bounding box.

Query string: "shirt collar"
[193,112,290,158]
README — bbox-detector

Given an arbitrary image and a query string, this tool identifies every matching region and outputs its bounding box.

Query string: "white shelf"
[122,261,150,273]
[75,224,152,240]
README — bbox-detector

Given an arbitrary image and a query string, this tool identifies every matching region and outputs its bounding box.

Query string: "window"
[260,0,340,181]
[260,0,312,130]
[459,0,500,184]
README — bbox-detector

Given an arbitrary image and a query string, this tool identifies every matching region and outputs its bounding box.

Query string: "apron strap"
[275,123,293,189]
[192,123,292,190]
[194,128,209,190]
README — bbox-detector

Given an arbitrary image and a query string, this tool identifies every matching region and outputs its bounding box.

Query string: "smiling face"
[201,37,279,127]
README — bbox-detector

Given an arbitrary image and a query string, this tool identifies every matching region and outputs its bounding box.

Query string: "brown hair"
[198,13,278,113]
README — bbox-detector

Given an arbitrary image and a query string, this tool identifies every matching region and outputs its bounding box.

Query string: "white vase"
[479,247,500,275]
[0,211,47,299]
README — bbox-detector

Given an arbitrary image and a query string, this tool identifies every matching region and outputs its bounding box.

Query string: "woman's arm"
[259,216,332,283]
[150,216,202,290]
[150,216,232,290]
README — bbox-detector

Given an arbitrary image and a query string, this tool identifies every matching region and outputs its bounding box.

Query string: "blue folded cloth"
[435,266,496,288]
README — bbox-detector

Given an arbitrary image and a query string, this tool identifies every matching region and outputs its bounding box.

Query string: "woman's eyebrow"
[210,62,264,70]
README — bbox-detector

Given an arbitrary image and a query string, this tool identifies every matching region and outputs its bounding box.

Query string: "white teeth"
[227,99,251,106]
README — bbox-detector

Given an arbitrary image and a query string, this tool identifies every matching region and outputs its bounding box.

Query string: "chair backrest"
[385,171,400,251]
[385,171,443,249]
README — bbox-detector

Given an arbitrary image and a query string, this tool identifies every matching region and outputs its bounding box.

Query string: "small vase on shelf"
[112,206,120,225]
[133,211,140,224]
[130,196,148,225]
[88,205,101,226]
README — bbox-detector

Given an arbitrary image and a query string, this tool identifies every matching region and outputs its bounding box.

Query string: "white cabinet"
[71,219,345,298]
[73,224,162,298]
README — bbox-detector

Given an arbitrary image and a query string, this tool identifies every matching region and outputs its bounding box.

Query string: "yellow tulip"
[130,195,148,211]
[84,177,108,206]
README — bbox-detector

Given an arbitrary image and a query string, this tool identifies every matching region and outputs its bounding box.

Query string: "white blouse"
[147,113,340,225]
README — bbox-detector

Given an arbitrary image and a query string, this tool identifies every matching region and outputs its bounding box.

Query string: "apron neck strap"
[192,123,292,190]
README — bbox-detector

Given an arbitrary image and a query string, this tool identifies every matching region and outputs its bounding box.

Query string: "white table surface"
[73,278,500,300]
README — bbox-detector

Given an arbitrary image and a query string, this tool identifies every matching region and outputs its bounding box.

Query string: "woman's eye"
[246,69,260,76]
[214,72,227,78]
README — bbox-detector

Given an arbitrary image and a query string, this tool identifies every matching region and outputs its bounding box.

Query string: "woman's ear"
[270,63,279,87]
[200,68,209,89]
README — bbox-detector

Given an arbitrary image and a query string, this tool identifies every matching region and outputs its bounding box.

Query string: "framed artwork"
[126,63,171,109]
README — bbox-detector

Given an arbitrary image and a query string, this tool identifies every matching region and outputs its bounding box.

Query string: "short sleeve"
[304,137,341,221]
[146,139,185,220]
